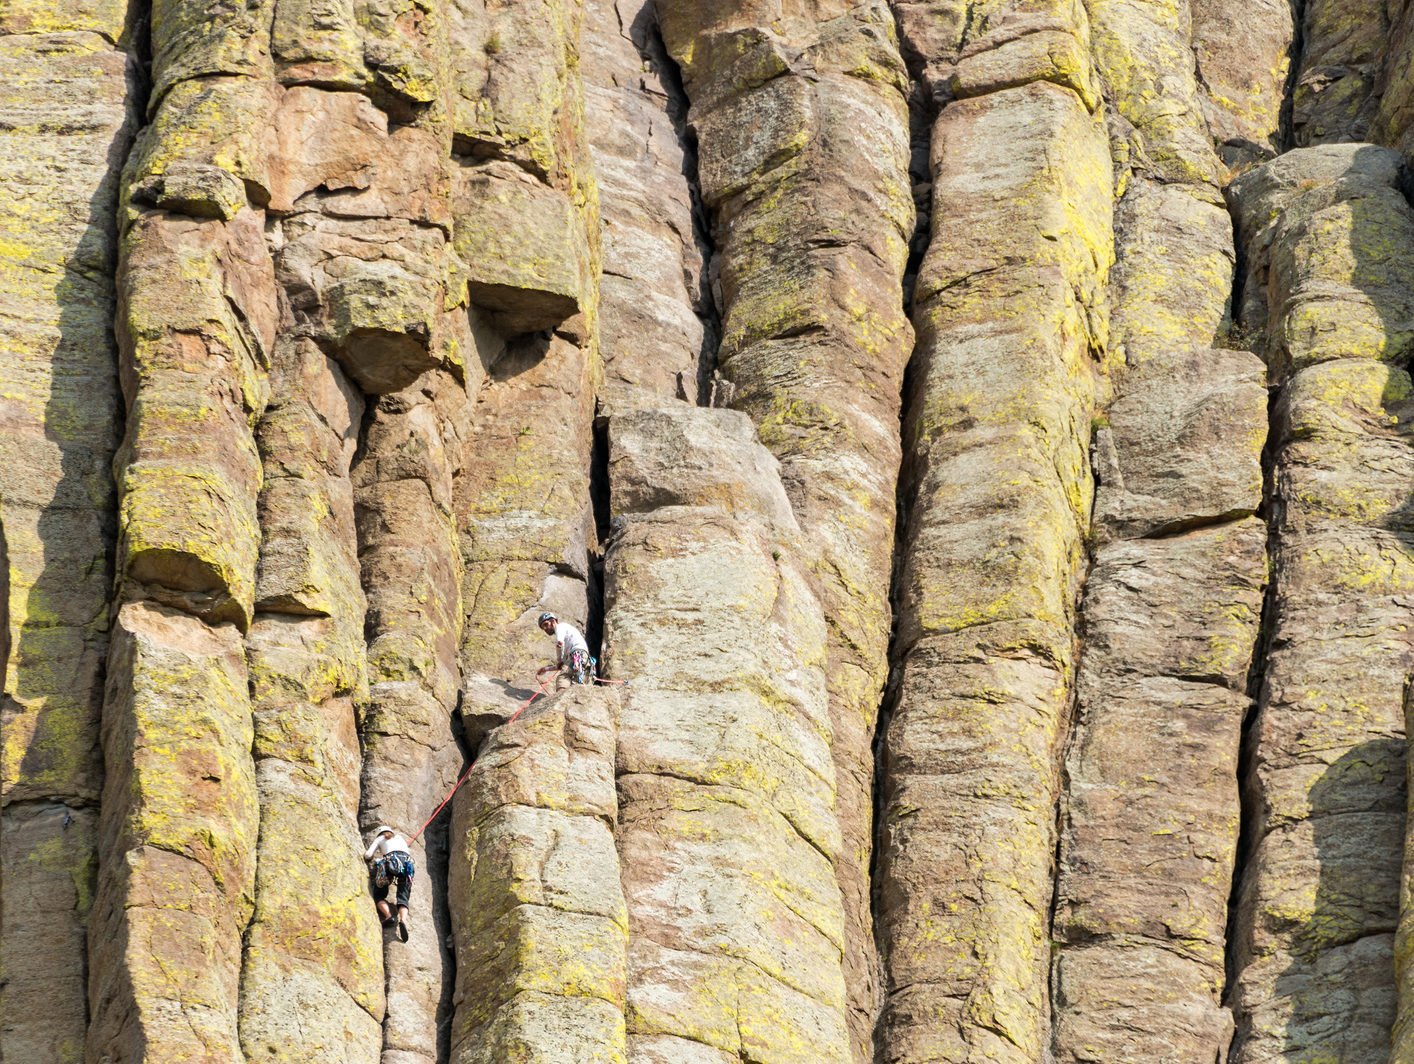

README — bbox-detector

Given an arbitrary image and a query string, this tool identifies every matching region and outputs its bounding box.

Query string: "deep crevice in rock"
[634,7,720,403]
[1281,0,1310,151]
[586,410,610,661]
[1223,378,1281,1015]
[870,9,936,1056]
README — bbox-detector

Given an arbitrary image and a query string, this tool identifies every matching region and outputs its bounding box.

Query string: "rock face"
[448,685,627,1063]
[0,4,138,1058]
[880,4,1111,1055]
[14,2,1414,1063]
[653,7,914,1054]
[604,407,848,1062]
[1228,143,1414,1064]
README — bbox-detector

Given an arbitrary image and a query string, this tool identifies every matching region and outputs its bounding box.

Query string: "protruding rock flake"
[17,0,1414,1061]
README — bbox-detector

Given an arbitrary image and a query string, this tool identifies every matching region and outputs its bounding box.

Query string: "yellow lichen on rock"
[877,30,1112,1054]
[603,407,850,1063]
[1229,143,1414,1063]
[0,17,138,1059]
[449,686,627,1064]
[87,602,259,1062]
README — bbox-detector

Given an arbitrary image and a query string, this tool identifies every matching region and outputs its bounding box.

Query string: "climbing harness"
[404,672,631,846]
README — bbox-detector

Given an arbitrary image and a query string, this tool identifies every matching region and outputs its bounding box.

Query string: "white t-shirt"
[365,832,411,860]
[554,621,589,665]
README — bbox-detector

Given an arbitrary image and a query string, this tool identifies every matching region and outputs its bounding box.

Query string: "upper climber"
[537,612,593,686]
[365,825,415,943]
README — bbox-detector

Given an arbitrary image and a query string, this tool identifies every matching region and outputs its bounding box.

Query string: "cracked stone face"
[7,2,1414,1063]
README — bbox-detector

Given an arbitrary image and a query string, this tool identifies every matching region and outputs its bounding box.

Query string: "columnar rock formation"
[448,685,627,1062]
[604,407,848,1062]
[1229,143,1414,1063]
[653,8,915,1053]
[15,1,1414,1063]
[581,0,712,410]
[1048,4,1270,1056]
[0,4,139,1059]
[881,5,1111,1058]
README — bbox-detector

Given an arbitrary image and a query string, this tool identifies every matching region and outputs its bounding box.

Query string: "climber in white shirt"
[364,826,414,941]
[537,612,593,687]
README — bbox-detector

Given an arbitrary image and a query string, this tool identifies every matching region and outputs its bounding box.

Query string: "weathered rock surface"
[449,685,626,1063]
[1191,0,1294,168]
[1052,359,1268,1062]
[0,8,137,1058]
[1230,142,1414,1063]
[17,3,1414,1063]
[1293,0,1387,147]
[88,602,259,1062]
[879,2,1112,1047]
[604,406,849,1062]
[581,0,710,410]
[656,6,914,1052]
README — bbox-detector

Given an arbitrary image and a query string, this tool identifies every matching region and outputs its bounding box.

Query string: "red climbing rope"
[402,670,634,845]
[405,674,552,845]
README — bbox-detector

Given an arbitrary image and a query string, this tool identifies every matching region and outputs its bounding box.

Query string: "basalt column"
[258,8,476,1062]
[450,0,602,737]
[243,5,471,1059]
[1291,0,1388,147]
[447,684,628,1062]
[604,406,850,1062]
[1049,1,1271,1057]
[880,1,1112,1057]
[581,0,713,410]
[238,343,383,1060]
[1190,0,1295,169]
[1229,143,1414,1063]
[355,370,474,1064]
[653,8,915,1052]
[0,3,140,1060]
[86,0,281,1055]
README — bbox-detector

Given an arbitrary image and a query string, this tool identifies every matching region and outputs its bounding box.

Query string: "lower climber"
[537,611,593,687]
[365,825,414,942]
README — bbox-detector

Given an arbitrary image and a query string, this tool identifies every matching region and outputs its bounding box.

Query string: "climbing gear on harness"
[567,648,592,684]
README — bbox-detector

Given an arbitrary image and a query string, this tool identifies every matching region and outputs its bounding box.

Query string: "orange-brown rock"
[655,7,914,1053]
[18,3,1414,1062]
[0,9,139,1058]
